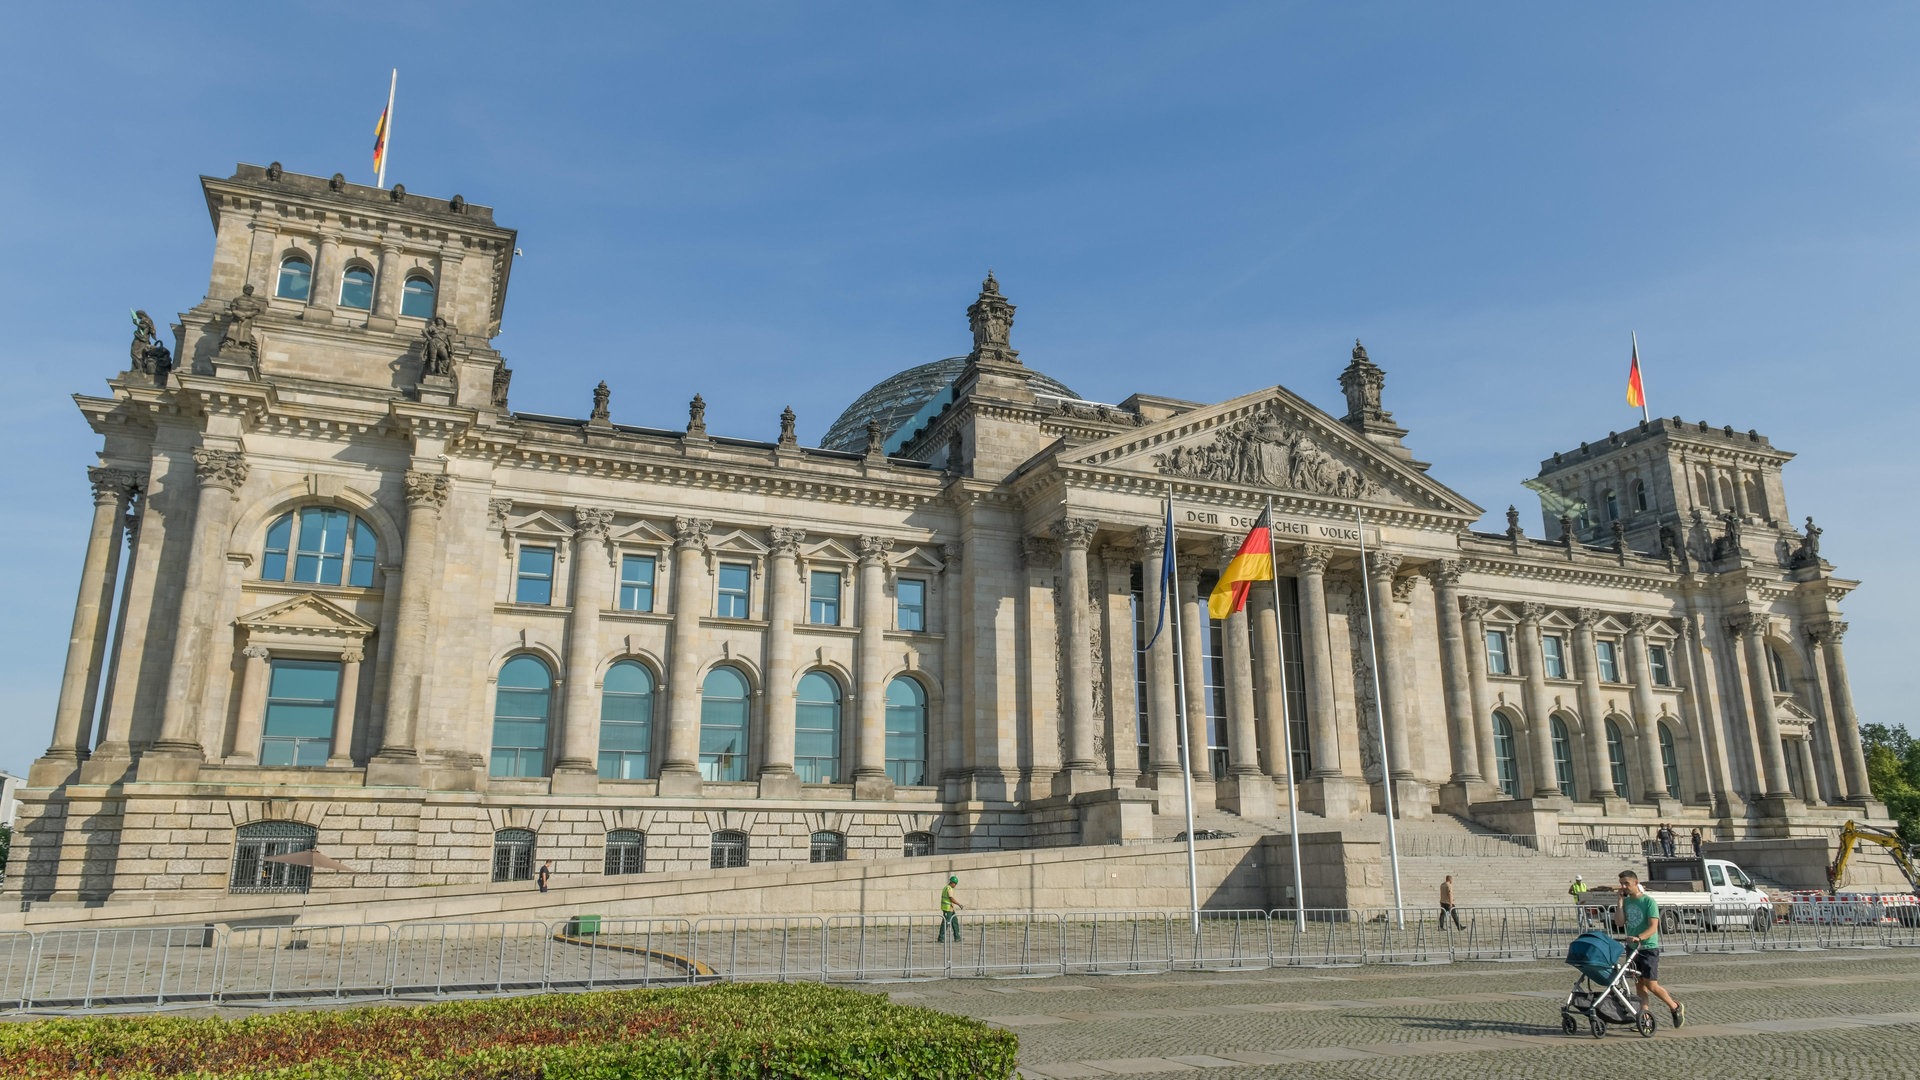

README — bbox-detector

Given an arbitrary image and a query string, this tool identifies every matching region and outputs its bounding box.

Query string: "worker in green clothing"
[1616,870,1686,1027]
[1569,874,1590,927]
[937,874,964,943]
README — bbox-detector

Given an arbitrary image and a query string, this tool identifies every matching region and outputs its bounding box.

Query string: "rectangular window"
[515,546,556,605]
[896,578,926,632]
[1596,640,1621,682]
[1486,630,1511,676]
[716,562,751,618]
[260,659,340,767]
[1542,634,1567,679]
[1649,645,1672,687]
[618,554,656,612]
[808,570,841,625]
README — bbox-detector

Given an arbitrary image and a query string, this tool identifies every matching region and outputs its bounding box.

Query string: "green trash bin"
[570,914,602,936]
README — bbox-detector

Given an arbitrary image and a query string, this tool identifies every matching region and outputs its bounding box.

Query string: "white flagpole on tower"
[376,69,397,190]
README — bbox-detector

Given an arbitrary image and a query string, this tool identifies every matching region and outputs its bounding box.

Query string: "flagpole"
[1167,484,1201,937]
[1265,498,1305,932]
[1632,331,1649,423]
[1355,505,1405,926]
[377,69,396,189]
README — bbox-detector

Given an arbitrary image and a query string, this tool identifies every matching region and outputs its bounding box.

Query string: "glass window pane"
[400,276,436,318]
[516,546,555,605]
[884,676,927,787]
[1486,631,1509,676]
[340,266,374,310]
[263,514,292,581]
[717,563,751,619]
[897,579,926,632]
[598,661,653,780]
[492,657,552,777]
[276,258,312,301]
[1596,641,1620,682]
[619,555,655,612]
[809,571,840,625]
[699,667,750,781]
[1542,636,1566,679]
[349,519,378,587]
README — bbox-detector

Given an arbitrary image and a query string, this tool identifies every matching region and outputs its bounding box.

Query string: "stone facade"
[6,164,1889,909]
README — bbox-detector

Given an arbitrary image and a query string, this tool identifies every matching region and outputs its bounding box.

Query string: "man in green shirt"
[1569,875,1590,927]
[1616,870,1686,1027]
[937,875,963,943]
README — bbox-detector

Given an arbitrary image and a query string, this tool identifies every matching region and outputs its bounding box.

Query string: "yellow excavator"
[1826,819,1919,896]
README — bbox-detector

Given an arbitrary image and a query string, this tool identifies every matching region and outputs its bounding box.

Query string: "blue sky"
[1,3,1915,777]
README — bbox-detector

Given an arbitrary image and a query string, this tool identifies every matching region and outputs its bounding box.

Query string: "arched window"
[231,821,317,893]
[903,831,934,857]
[1605,718,1631,800]
[598,661,654,780]
[339,265,375,310]
[884,676,928,787]
[710,829,748,869]
[262,508,379,587]
[275,255,312,301]
[1491,713,1519,798]
[809,830,847,863]
[794,671,842,784]
[1632,479,1649,514]
[1549,715,1576,797]
[1604,489,1619,522]
[1768,648,1791,694]
[1658,722,1681,799]
[605,830,645,876]
[492,828,536,882]
[400,274,436,318]
[490,656,552,777]
[699,667,750,781]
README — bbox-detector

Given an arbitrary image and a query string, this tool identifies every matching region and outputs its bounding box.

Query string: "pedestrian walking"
[937,874,964,943]
[1569,874,1590,927]
[1658,823,1677,858]
[1617,869,1687,1027]
[537,860,552,893]
[1689,827,1702,857]
[1438,875,1465,929]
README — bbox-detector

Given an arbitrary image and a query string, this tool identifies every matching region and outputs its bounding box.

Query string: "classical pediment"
[1063,386,1480,518]
[236,592,375,645]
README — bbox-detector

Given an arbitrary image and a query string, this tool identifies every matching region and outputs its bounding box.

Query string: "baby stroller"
[1560,930,1657,1038]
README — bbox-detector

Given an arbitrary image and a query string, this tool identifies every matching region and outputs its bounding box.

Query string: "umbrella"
[264,848,353,872]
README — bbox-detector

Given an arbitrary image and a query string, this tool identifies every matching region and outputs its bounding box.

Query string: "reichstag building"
[7,164,1885,904]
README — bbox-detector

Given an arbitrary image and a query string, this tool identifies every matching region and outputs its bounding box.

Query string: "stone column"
[374,243,405,318]
[1364,551,1412,782]
[1223,597,1260,777]
[312,236,341,313]
[1296,547,1344,779]
[1054,518,1101,794]
[42,467,139,772]
[1177,555,1211,783]
[1792,737,1819,803]
[368,470,448,781]
[1427,561,1480,789]
[1812,620,1870,804]
[1098,542,1141,784]
[1140,525,1182,784]
[1249,585,1286,779]
[1572,610,1614,799]
[853,534,895,799]
[148,449,250,767]
[658,517,710,794]
[759,527,804,797]
[227,645,273,763]
[1460,596,1500,787]
[1731,614,1793,799]
[1518,604,1561,797]
[327,648,363,767]
[939,543,966,796]
[554,506,615,790]
[1625,614,1669,800]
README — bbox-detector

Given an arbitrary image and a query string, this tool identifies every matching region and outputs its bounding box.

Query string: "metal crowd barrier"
[2,902,1915,1014]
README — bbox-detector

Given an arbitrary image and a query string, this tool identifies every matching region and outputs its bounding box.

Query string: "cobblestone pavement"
[887,947,1920,1079]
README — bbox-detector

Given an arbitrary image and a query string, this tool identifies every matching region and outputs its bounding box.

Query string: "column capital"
[768,526,805,557]
[341,647,366,664]
[1726,612,1767,638]
[1138,523,1166,550]
[241,644,271,661]
[1366,550,1403,582]
[1808,619,1847,645]
[1627,612,1656,634]
[1295,544,1332,575]
[941,541,963,570]
[1052,517,1098,550]
[193,449,249,492]
[1459,594,1489,620]
[487,498,514,528]
[573,506,615,541]
[858,534,895,564]
[1573,607,1601,631]
[1021,535,1057,567]
[673,516,711,550]
[1100,538,1142,564]
[1425,559,1464,590]
[403,470,450,511]
[1519,602,1546,625]
[88,466,142,504]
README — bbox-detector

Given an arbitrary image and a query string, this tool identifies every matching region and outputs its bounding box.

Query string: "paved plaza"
[890,948,1920,1079]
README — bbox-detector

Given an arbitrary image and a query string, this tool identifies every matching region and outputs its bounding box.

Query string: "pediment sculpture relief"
[1152,409,1382,500]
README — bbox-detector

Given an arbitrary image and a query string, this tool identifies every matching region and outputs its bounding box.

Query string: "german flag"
[1626,333,1646,410]
[1207,507,1273,620]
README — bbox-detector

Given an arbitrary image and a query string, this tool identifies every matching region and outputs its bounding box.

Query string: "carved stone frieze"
[193,449,250,492]
[1150,403,1382,499]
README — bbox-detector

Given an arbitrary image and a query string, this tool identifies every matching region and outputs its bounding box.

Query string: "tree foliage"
[1860,722,1920,844]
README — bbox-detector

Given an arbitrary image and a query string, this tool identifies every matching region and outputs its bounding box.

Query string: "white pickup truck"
[1640,855,1776,932]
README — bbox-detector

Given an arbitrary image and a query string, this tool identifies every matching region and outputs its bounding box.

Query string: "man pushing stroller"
[1615,870,1686,1029]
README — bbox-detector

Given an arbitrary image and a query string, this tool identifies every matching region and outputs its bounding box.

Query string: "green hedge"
[0,982,1019,1079]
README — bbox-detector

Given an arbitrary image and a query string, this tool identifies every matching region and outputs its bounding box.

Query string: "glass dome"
[820,357,1079,454]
